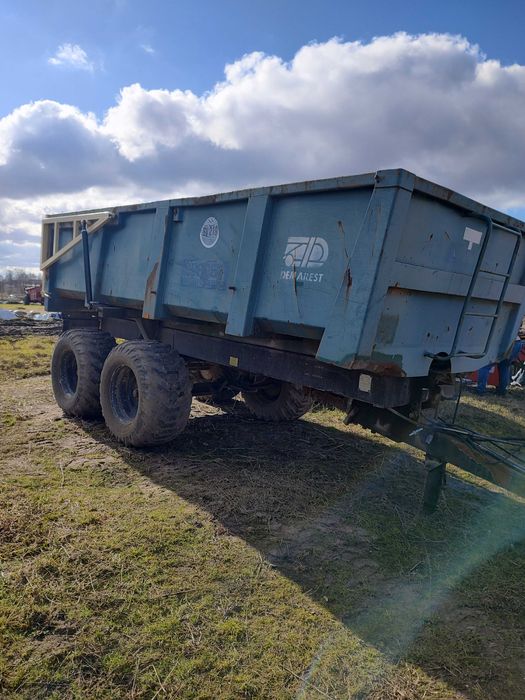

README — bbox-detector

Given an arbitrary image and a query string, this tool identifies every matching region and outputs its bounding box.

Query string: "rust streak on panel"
[145,262,159,302]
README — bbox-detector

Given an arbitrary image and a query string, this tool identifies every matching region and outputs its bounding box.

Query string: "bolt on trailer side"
[41,169,525,507]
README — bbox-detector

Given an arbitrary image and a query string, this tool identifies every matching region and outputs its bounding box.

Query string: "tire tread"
[100,340,191,447]
[51,329,116,417]
[242,382,311,421]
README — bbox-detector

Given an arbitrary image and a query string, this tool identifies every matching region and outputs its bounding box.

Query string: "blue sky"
[2,0,525,117]
[1,0,525,269]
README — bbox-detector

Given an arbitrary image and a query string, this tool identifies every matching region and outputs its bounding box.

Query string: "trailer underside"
[56,309,525,512]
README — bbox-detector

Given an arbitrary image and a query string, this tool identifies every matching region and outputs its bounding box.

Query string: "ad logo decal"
[281,236,328,283]
[283,236,329,269]
[200,217,220,248]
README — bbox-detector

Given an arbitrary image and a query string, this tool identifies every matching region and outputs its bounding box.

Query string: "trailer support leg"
[422,458,447,514]
[81,219,94,308]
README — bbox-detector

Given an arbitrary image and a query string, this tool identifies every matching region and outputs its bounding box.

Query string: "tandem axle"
[53,309,525,513]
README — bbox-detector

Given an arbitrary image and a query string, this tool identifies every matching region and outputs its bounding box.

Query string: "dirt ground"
[0,319,62,338]
[1,338,525,699]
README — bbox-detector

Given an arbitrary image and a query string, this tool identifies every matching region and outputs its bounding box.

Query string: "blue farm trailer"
[41,169,525,511]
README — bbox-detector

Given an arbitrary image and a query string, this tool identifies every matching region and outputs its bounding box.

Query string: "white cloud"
[2,32,525,269]
[48,43,95,71]
[140,43,156,55]
[103,84,199,159]
[0,100,123,197]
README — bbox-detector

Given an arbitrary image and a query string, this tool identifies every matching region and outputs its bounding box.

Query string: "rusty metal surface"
[350,402,525,499]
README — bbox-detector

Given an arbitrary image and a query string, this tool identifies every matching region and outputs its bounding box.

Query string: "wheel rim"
[109,365,139,423]
[59,349,78,397]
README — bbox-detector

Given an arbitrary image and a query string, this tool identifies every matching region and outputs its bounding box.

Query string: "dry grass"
[0,338,524,699]
[0,336,57,383]
[0,303,45,313]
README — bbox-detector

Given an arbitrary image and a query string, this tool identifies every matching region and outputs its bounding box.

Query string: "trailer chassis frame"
[62,312,423,409]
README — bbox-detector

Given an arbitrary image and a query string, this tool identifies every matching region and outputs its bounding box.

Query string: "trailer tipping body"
[41,169,525,509]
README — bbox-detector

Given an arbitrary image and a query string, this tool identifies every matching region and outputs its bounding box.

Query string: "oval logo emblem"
[200,217,219,248]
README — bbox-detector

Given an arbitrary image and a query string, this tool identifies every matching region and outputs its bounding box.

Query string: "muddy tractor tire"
[100,340,192,447]
[242,381,312,421]
[51,329,116,418]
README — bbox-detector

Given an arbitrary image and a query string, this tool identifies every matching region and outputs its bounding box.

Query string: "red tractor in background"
[23,284,43,305]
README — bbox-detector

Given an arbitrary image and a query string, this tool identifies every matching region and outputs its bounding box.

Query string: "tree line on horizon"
[0,269,41,297]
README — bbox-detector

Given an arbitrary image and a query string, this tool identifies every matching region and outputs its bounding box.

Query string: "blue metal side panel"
[58,226,73,250]
[225,194,272,336]
[49,227,105,301]
[142,205,172,318]
[51,209,163,309]
[96,210,159,307]
[315,179,524,377]
[317,179,414,370]
[49,243,85,299]
[373,193,525,375]
[44,169,525,379]
[161,201,247,322]
[252,188,373,336]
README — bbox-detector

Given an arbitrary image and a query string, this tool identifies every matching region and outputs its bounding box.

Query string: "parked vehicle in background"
[23,284,43,305]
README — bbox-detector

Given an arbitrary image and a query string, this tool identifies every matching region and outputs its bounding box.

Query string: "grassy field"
[0,337,524,699]
[0,336,56,382]
[0,303,45,313]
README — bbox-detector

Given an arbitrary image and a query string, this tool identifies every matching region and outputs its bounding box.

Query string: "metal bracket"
[41,211,113,271]
[136,318,151,340]
[81,220,94,308]
[422,458,447,514]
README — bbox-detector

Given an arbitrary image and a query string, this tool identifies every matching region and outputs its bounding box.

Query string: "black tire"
[51,329,116,418]
[23,294,30,305]
[242,381,312,421]
[100,341,192,447]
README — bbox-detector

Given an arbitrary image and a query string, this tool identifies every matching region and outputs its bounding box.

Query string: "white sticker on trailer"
[358,374,372,393]
[463,226,483,251]
[200,217,220,248]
